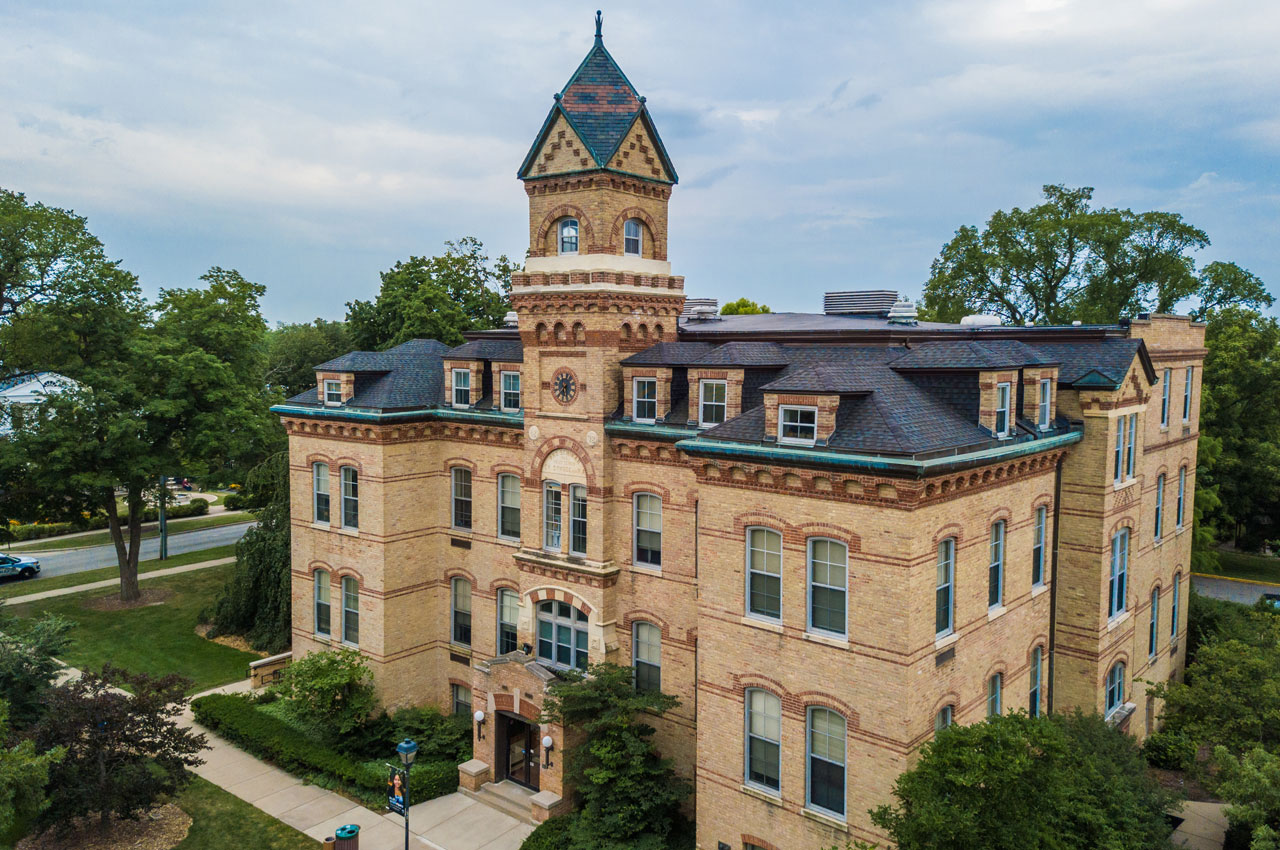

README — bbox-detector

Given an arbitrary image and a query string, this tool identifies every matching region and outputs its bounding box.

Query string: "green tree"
[266,319,353,398]
[541,662,691,850]
[346,237,515,350]
[871,711,1177,850]
[0,700,63,838]
[271,648,378,739]
[0,603,73,729]
[1215,746,1280,850]
[921,185,1270,325]
[720,297,771,315]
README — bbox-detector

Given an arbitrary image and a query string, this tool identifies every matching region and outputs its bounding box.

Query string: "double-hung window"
[747,528,782,620]
[1115,414,1138,483]
[779,405,817,445]
[341,576,359,645]
[1029,647,1042,718]
[808,538,847,637]
[340,467,358,529]
[935,705,953,732]
[314,570,331,636]
[500,371,521,411]
[995,382,1012,437]
[1183,366,1193,421]
[633,493,662,567]
[699,380,726,427]
[451,577,471,646]
[1032,506,1046,586]
[497,588,519,655]
[633,621,661,692]
[451,684,472,717]
[452,368,471,408]
[633,378,657,423]
[1109,528,1129,619]
[1154,473,1165,542]
[1038,378,1051,429]
[1177,466,1186,529]
[313,462,330,523]
[451,468,472,530]
[1114,419,1125,483]
[323,380,342,406]
[543,482,562,551]
[987,673,1002,717]
[537,600,588,670]
[624,218,642,256]
[936,538,955,639]
[1171,572,1181,639]
[806,707,846,818]
[988,521,1005,609]
[569,485,587,556]
[1126,414,1138,478]
[497,474,521,540]
[1161,369,1171,427]
[1149,587,1160,657]
[745,689,781,792]
[1105,662,1125,717]
[558,218,579,254]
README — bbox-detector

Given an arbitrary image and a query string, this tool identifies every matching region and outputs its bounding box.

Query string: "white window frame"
[988,520,1005,610]
[569,484,588,556]
[451,368,471,409]
[1109,528,1129,619]
[497,588,519,655]
[1176,466,1186,529]
[699,379,727,428]
[1105,662,1125,717]
[633,493,662,568]
[995,382,1012,437]
[1126,413,1138,479]
[745,688,782,794]
[807,538,848,638]
[340,466,358,530]
[314,569,331,637]
[1029,646,1042,718]
[451,467,472,531]
[1149,586,1160,658]
[935,538,955,639]
[1183,366,1193,422]
[987,673,1002,717]
[558,218,579,254]
[537,600,589,671]
[1154,473,1165,542]
[341,576,359,646]
[1161,368,1171,427]
[500,371,521,412]
[542,481,562,551]
[632,621,661,692]
[746,527,783,622]
[1114,418,1125,484]
[779,405,818,446]
[632,377,657,423]
[451,576,472,646]
[323,379,343,406]
[312,462,330,524]
[497,473,521,541]
[623,218,642,256]
[1032,506,1046,587]
[1038,378,1051,430]
[805,706,846,820]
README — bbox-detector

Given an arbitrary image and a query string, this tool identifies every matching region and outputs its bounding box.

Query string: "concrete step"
[462,780,535,824]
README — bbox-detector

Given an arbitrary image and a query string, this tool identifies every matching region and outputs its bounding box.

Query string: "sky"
[2,0,1277,325]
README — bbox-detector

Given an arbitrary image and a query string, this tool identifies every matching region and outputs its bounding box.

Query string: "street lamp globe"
[397,738,418,767]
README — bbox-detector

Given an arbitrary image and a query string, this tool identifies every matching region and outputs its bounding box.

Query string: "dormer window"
[559,218,579,254]
[995,382,1012,438]
[699,380,727,427]
[1037,378,1051,430]
[501,371,521,412]
[779,405,817,446]
[633,377,657,423]
[323,380,342,406]
[624,218,642,256]
[452,368,471,408]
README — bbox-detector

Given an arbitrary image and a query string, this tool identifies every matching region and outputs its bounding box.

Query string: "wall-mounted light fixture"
[541,735,554,769]
[474,710,486,740]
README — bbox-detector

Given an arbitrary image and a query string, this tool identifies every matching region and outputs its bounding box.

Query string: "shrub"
[5,499,209,541]
[1143,730,1198,771]
[223,492,249,511]
[270,648,377,739]
[521,815,575,850]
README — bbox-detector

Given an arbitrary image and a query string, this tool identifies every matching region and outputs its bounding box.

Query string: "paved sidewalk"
[7,507,249,552]
[1192,573,1280,605]
[3,556,235,605]
[1172,800,1229,849]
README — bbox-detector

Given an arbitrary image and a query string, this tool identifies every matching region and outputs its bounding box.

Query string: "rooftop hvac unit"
[959,314,1003,328]
[680,298,720,319]
[823,290,899,316]
[886,299,918,325]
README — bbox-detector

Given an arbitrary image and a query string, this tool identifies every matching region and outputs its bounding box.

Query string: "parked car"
[1262,593,1280,611]
[0,554,40,580]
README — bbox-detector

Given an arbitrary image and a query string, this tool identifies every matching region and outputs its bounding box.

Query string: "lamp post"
[396,738,417,850]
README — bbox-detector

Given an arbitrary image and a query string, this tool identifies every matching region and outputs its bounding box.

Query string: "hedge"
[520,815,574,850]
[192,693,460,804]
[8,499,210,541]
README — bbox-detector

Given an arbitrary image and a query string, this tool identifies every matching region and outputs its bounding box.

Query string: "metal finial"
[595,10,603,39]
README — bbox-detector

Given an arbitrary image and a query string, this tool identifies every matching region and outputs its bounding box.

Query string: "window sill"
[450,644,473,657]
[630,563,662,575]
[335,526,360,538]
[778,439,816,448]
[934,632,959,651]
[452,404,471,411]
[1113,479,1137,492]
[740,616,784,634]
[496,535,521,547]
[314,632,332,642]
[1031,583,1049,598]
[341,641,359,650]
[310,522,332,531]
[451,527,473,535]
[1107,611,1131,631]
[802,807,848,831]
[987,605,1007,621]
[802,631,849,650]
[738,784,784,808]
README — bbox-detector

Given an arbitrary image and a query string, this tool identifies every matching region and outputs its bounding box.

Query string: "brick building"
[272,21,1205,849]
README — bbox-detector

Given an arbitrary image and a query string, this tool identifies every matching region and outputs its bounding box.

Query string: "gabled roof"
[760,365,877,395]
[298,339,450,411]
[446,339,523,363]
[1028,338,1154,389]
[889,340,1057,371]
[620,342,714,366]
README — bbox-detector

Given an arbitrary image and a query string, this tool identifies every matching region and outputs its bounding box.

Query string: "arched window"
[807,538,847,637]
[1032,506,1047,586]
[1109,528,1129,619]
[451,577,471,646]
[988,521,1005,609]
[1154,473,1165,542]
[806,707,846,818]
[1149,586,1160,657]
[1029,646,1042,718]
[341,576,359,646]
[986,673,1002,717]
[497,588,519,655]
[633,621,661,692]
[340,466,358,529]
[314,570,331,637]
[936,538,955,638]
[633,493,662,567]
[745,689,781,792]
[624,218,643,256]
[1105,661,1126,716]
[558,218,579,254]
[312,462,330,524]
[1171,572,1181,638]
[497,474,521,540]
[935,704,954,732]
[746,528,782,621]
[537,600,588,671]
[1177,466,1187,529]
[569,484,587,556]
[451,467,472,530]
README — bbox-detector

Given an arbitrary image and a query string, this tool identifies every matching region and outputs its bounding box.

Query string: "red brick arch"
[534,205,594,255]
[526,587,592,617]
[492,692,541,722]
[608,207,665,259]
[531,436,597,487]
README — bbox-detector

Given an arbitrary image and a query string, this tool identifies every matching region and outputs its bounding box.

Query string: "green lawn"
[8,562,258,693]
[1210,549,1280,585]
[174,776,317,849]
[0,544,238,602]
[10,511,253,553]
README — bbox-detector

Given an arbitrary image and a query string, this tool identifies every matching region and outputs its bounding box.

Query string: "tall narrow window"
[340,467,358,529]
[1126,414,1138,479]
[452,368,470,408]
[1177,466,1186,529]
[987,673,1002,717]
[341,576,359,645]
[324,379,342,406]
[745,689,781,792]
[633,378,657,423]
[569,485,587,556]
[1183,366,1193,421]
[1029,647,1042,718]
[543,482,562,550]
[633,493,662,567]
[314,570,331,637]
[501,371,521,411]
[747,528,782,620]
[633,621,661,692]
[1161,369,1171,427]
[1114,419,1124,484]
[936,538,955,639]
[806,707,846,818]
[497,474,521,540]
[497,588,519,655]
[1154,473,1165,542]
[995,383,1011,437]
[988,521,1005,609]
[1032,506,1046,587]
[699,380,727,427]
[1109,528,1129,619]
[558,218,579,254]
[935,705,953,732]
[1038,378,1051,429]
[779,406,818,445]
[313,462,330,524]
[451,684,472,717]
[537,600,588,670]
[808,539,848,637]
[1105,662,1125,716]
[624,218,642,256]
[1171,572,1181,639]
[1149,586,1160,657]
[451,577,472,646]
[451,467,472,530]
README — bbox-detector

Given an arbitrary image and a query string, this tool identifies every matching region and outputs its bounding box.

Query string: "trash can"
[321,838,336,849]
[334,824,360,850]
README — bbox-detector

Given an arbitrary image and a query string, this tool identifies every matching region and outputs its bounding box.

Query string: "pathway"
[1172,800,1229,849]
[3,555,235,605]
[19,520,254,578]
[1192,573,1280,605]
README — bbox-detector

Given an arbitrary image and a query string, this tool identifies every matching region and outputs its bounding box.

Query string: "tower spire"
[595,10,602,40]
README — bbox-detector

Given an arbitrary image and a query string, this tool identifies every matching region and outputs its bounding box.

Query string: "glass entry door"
[501,713,540,790]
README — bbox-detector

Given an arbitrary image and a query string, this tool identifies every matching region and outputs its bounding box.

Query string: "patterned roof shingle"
[446,339,523,362]
[889,340,1057,371]
[295,339,449,411]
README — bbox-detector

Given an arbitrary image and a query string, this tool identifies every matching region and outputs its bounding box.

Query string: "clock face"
[551,369,578,405]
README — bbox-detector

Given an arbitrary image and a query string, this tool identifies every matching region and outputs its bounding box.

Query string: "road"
[1191,574,1279,605]
[22,521,255,578]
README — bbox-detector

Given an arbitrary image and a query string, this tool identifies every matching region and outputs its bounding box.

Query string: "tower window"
[559,218,579,254]
[624,218,642,256]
